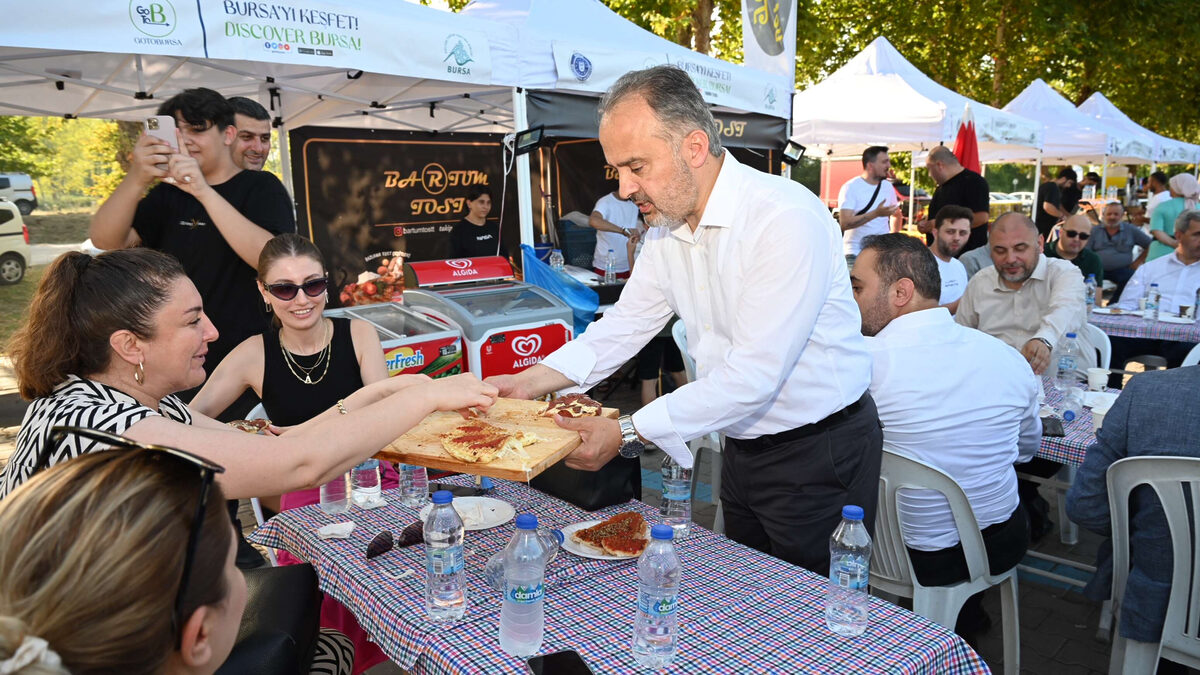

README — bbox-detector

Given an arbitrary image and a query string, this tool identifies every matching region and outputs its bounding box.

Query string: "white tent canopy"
[1077,92,1200,165]
[980,79,1154,164]
[791,37,1043,157]
[460,0,791,120]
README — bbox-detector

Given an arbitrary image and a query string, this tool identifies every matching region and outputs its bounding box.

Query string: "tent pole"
[512,88,535,251]
[1100,155,1108,198]
[908,151,916,231]
[277,125,294,200]
[1031,152,1043,220]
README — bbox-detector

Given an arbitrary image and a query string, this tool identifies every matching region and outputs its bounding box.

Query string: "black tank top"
[262,317,365,426]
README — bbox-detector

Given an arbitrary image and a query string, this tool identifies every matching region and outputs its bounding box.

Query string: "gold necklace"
[280,320,331,385]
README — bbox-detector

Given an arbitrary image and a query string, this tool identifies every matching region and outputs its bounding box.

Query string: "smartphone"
[525,650,594,675]
[144,115,178,158]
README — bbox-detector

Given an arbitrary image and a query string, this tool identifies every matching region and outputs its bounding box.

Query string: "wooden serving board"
[374,398,618,482]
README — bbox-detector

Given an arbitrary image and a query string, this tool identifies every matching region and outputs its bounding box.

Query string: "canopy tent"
[979,79,1154,165]
[1077,92,1200,166]
[791,37,1043,159]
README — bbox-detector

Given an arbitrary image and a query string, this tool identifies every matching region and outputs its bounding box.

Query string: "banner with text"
[741,0,797,80]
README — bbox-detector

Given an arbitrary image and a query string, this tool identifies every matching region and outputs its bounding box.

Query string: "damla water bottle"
[319,472,350,515]
[1053,332,1087,422]
[660,455,692,539]
[632,524,681,668]
[1145,283,1161,323]
[424,490,467,622]
[549,248,565,272]
[398,464,429,508]
[351,459,382,507]
[604,249,617,284]
[825,505,872,637]
[498,514,547,656]
[1084,274,1097,314]
[485,527,562,591]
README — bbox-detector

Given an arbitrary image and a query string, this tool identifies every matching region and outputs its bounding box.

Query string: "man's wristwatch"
[1032,337,1052,351]
[617,415,646,459]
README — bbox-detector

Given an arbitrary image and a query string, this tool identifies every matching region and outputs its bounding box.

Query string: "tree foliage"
[0,117,52,176]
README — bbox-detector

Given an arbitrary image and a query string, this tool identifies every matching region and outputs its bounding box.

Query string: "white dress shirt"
[540,154,872,467]
[1115,250,1200,315]
[867,308,1041,550]
[955,255,1086,351]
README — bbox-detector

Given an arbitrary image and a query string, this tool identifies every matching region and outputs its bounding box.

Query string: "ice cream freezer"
[324,302,464,378]
[401,257,574,379]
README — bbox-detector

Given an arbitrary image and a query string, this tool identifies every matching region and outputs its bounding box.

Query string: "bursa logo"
[130,0,176,38]
[263,42,291,52]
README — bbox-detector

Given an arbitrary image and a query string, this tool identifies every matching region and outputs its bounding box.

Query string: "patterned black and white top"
[0,375,192,499]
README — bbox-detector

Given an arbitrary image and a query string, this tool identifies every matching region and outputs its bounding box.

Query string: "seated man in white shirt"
[929,204,971,313]
[852,233,1039,641]
[1107,208,1200,382]
[588,190,638,279]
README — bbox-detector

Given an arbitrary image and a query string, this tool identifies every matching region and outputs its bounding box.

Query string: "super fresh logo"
[506,583,544,604]
[130,0,176,37]
[386,347,425,372]
[638,592,678,617]
[444,34,474,76]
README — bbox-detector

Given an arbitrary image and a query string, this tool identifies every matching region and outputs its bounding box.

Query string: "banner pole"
[512,88,535,252]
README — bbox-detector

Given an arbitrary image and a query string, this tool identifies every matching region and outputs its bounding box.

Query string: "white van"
[0,173,37,215]
[0,199,30,284]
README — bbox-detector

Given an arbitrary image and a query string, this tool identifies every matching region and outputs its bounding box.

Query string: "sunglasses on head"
[38,426,225,648]
[265,277,329,301]
[1063,230,1090,240]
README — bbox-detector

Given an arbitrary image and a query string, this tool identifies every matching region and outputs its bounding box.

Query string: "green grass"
[23,209,92,245]
[0,265,45,348]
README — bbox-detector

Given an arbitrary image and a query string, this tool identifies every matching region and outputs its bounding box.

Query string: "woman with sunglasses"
[0,247,497,502]
[0,444,245,675]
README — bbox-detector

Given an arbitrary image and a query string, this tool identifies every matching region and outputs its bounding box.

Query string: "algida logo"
[130,0,176,38]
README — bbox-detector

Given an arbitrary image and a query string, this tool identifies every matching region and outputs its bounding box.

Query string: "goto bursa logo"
[263,42,291,52]
[129,0,176,37]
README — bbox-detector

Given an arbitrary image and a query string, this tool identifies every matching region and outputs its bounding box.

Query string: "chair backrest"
[1183,343,1200,368]
[1082,322,1112,370]
[1107,456,1200,659]
[873,450,992,594]
[671,320,698,383]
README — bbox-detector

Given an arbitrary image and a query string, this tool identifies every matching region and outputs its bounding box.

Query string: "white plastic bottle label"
[1058,355,1075,372]
[638,592,678,617]
[426,545,464,575]
[506,583,544,604]
[833,565,868,590]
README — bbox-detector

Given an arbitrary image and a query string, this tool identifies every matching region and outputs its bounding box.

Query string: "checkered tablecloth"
[1037,382,1111,466]
[251,478,990,674]
[1089,312,1200,342]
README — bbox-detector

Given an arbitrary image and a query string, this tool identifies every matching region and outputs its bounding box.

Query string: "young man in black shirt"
[1035,168,1077,238]
[89,88,296,410]
[920,146,990,254]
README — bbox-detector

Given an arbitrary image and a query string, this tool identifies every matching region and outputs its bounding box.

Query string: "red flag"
[953,104,981,174]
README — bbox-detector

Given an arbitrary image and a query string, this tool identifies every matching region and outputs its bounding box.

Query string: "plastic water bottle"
[1084,274,1097,314]
[1145,283,1161,323]
[825,505,872,637]
[424,490,467,622]
[485,528,563,591]
[549,248,565,272]
[319,472,350,515]
[498,514,548,656]
[399,464,429,508]
[351,459,382,507]
[604,249,617,284]
[660,455,692,539]
[632,524,681,668]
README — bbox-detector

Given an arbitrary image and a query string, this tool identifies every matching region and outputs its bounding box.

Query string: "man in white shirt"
[588,191,638,279]
[1108,209,1200,379]
[487,66,880,576]
[929,204,971,313]
[1145,170,1171,223]
[838,146,901,268]
[852,233,1039,638]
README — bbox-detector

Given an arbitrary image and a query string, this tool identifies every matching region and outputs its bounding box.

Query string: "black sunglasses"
[265,277,329,301]
[1063,230,1090,240]
[39,426,225,647]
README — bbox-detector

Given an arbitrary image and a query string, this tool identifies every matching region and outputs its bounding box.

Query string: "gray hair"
[1176,209,1200,236]
[990,211,1039,240]
[860,233,942,302]
[598,66,724,158]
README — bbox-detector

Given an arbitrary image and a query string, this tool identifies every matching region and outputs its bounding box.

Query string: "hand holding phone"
[143,116,178,173]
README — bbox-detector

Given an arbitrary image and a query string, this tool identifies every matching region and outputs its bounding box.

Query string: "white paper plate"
[418,497,514,531]
[560,520,643,560]
[1158,315,1195,325]
[1093,307,1143,316]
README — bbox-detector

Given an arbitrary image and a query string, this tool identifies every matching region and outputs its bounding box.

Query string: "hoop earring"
[134,360,146,385]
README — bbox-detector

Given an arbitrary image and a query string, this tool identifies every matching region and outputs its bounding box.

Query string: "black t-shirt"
[132,170,296,375]
[1035,181,1062,237]
[450,218,500,258]
[926,168,990,248]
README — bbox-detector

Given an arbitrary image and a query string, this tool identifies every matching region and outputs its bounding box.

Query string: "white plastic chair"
[873,450,1020,675]
[245,403,278,567]
[1182,343,1200,368]
[1106,456,1200,674]
[1081,322,1112,370]
[670,320,724,534]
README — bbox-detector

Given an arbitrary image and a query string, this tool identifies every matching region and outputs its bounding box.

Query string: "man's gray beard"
[645,211,686,229]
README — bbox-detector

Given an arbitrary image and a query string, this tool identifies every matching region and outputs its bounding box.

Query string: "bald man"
[1045,214,1104,283]
[920,146,990,253]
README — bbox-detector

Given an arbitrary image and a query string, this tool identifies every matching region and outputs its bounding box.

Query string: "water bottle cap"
[1063,410,1076,422]
[515,513,538,530]
[842,505,864,520]
[650,524,675,540]
[1065,332,1076,338]
[431,490,453,504]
